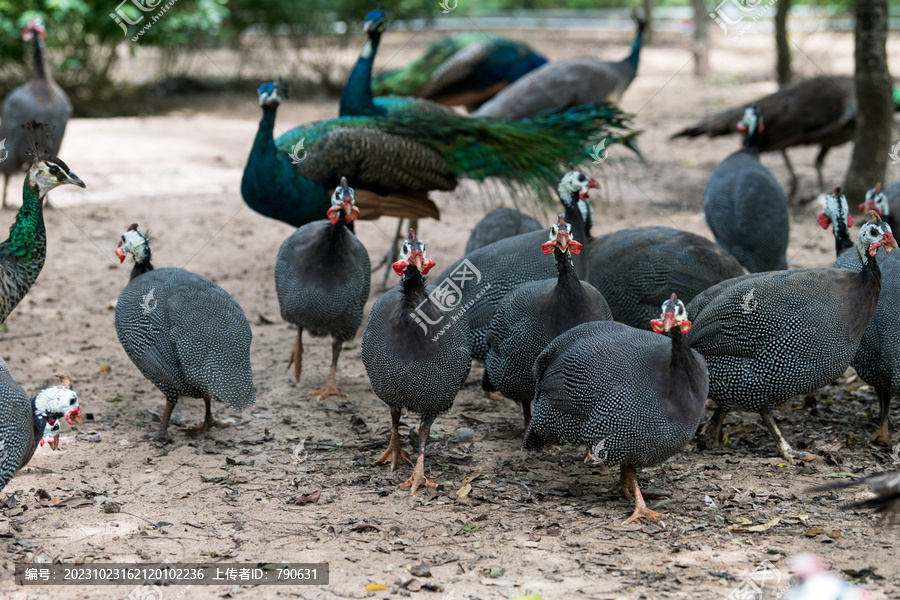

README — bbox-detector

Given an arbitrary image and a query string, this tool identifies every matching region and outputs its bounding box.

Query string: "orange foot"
[623,504,666,526]
[374,428,412,472]
[190,419,231,431]
[620,465,666,526]
[400,454,437,494]
[309,366,346,399]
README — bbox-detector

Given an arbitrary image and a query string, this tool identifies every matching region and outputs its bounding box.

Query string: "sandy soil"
[1,28,900,600]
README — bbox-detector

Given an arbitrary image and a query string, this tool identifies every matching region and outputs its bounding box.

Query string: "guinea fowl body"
[464,208,542,254]
[483,239,612,426]
[587,226,745,329]
[687,216,895,460]
[115,229,255,439]
[1,21,72,208]
[703,108,789,272]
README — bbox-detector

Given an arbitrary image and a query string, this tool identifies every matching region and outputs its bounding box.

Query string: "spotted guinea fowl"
[525,294,707,525]
[474,12,647,119]
[361,230,471,493]
[688,212,897,461]
[242,77,633,228]
[275,178,371,398]
[703,105,789,272]
[371,32,547,111]
[464,208,542,254]
[587,226,745,330]
[1,19,73,209]
[672,76,855,198]
[0,360,82,493]
[0,121,84,325]
[432,168,598,361]
[115,224,255,441]
[857,183,896,233]
[482,216,612,428]
[822,188,899,446]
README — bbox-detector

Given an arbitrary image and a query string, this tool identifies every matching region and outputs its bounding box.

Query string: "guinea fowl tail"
[523,397,557,451]
[481,368,496,393]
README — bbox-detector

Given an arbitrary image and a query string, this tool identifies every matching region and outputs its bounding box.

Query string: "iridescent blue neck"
[340,32,387,117]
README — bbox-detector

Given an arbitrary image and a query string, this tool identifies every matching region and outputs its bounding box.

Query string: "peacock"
[370,32,547,112]
[242,78,635,228]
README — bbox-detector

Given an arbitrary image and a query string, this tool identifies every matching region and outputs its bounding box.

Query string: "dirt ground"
[1,27,900,600]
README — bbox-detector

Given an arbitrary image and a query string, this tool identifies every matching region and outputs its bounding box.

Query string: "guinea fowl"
[371,33,547,111]
[482,215,612,428]
[823,188,899,446]
[361,230,471,493]
[464,208,542,254]
[587,226,745,330]
[1,19,73,209]
[275,178,371,398]
[703,105,789,272]
[474,12,647,119]
[115,224,255,441]
[0,360,82,493]
[809,470,900,520]
[242,77,633,228]
[672,76,856,198]
[857,183,896,233]
[0,121,85,324]
[432,167,598,361]
[525,294,708,525]
[688,212,898,461]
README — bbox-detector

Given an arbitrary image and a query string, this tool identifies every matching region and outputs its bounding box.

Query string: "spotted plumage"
[587,226,745,330]
[482,216,612,426]
[114,224,255,441]
[464,208,542,254]
[275,178,371,398]
[525,294,707,525]
[688,213,898,460]
[703,105,789,272]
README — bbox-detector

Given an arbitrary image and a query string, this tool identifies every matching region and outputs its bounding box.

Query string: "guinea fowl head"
[558,165,598,208]
[650,293,691,335]
[365,9,387,35]
[40,419,61,451]
[258,77,287,108]
[737,104,764,151]
[33,373,82,427]
[115,223,150,264]
[859,183,889,217]
[541,215,582,256]
[23,122,85,199]
[392,229,436,277]
[817,186,854,230]
[326,177,361,224]
[857,211,899,258]
[22,18,46,43]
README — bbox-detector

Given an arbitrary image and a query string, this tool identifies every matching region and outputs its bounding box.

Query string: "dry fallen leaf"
[365,582,387,591]
[729,516,781,532]
[460,469,483,485]
[288,490,321,505]
[456,483,472,499]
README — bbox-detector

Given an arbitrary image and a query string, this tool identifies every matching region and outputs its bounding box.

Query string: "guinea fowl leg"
[620,465,665,526]
[148,397,177,442]
[702,406,728,448]
[374,408,412,472]
[870,387,893,447]
[309,339,347,399]
[760,411,821,462]
[190,396,232,431]
[285,329,303,383]
[401,414,438,494]
[780,149,798,201]
[814,146,830,193]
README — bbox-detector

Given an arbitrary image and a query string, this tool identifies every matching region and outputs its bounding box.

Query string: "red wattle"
[568,240,583,255]
[541,241,555,255]
[816,213,831,230]
[326,206,341,225]
[847,213,854,228]
[392,260,408,276]
[420,259,436,275]
[650,319,664,334]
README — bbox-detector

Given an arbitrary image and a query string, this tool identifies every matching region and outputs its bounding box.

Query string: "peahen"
[371,33,547,112]
[0,121,85,324]
[0,361,82,493]
[1,19,72,209]
[242,78,635,228]
[474,11,647,120]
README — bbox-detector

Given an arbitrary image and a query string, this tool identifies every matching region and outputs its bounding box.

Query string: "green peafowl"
[242,78,635,228]
[370,32,547,112]
[0,121,85,324]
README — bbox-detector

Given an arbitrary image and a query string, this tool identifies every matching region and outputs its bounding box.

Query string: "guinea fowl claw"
[400,454,437,494]
[374,429,412,472]
[309,368,346,399]
[869,423,892,448]
[190,420,231,431]
[620,465,665,526]
[622,505,666,527]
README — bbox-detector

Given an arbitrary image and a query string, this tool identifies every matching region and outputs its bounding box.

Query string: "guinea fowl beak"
[542,229,582,255]
[392,250,435,276]
[66,406,83,426]
[115,240,126,263]
[41,433,60,451]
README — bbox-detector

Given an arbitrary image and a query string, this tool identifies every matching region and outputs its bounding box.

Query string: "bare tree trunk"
[691,0,709,77]
[642,0,654,45]
[844,0,892,203]
[775,0,792,86]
